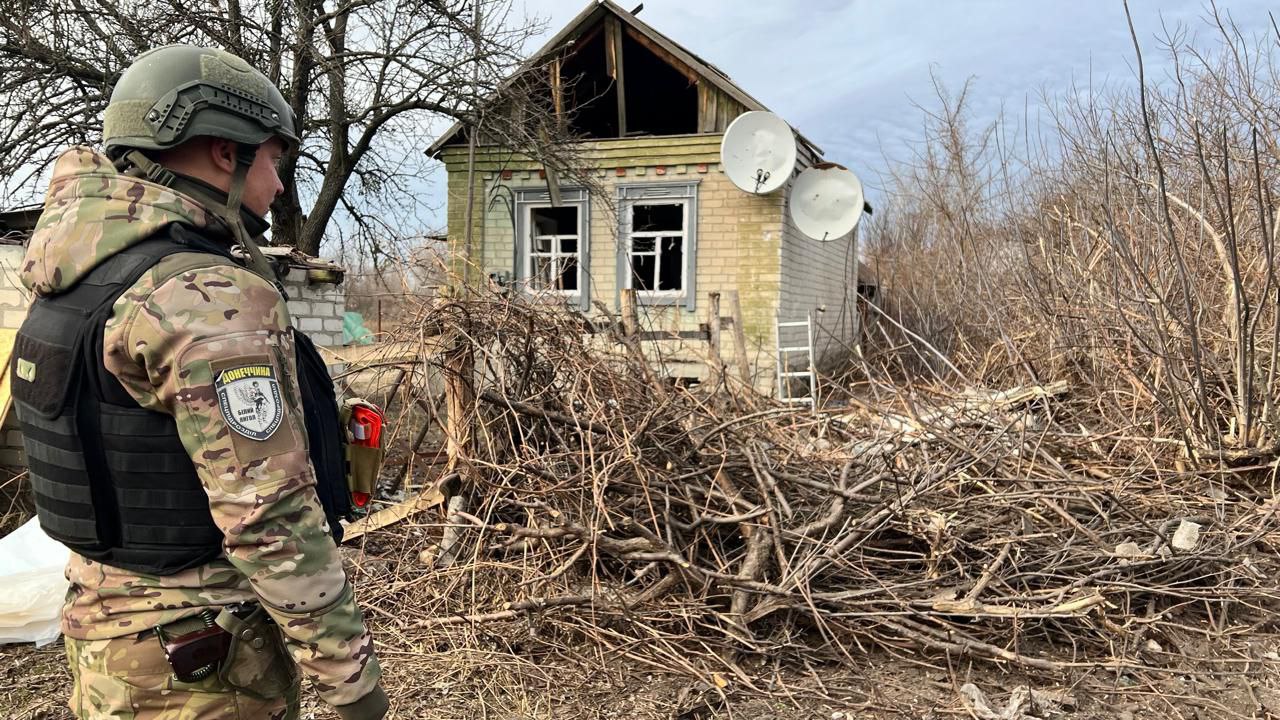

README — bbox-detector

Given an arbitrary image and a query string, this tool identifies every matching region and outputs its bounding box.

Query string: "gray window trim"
[514,188,591,312]
[615,181,700,312]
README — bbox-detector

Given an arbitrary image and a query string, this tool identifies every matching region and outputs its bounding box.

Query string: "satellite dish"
[790,163,865,241]
[720,111,796,195]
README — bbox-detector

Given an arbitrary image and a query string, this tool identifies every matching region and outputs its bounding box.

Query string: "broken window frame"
[525,205,582,295]
[626,200,687,296]
[513,187,592,311]
[616,182,699,311]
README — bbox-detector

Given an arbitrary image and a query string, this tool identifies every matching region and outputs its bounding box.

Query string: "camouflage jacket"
[21,147,382,709]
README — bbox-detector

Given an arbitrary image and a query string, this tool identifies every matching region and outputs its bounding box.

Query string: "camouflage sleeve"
[103,256,383,710]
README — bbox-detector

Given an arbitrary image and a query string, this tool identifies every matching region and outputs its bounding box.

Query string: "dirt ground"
[7,628,1280,719]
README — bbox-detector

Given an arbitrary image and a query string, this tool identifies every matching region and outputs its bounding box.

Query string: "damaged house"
[429,0,870,393]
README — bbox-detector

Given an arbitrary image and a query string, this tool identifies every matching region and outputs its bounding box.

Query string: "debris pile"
[346,294,1280,704]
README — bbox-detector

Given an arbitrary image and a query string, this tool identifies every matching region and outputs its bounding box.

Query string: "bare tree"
[0,0,557,260]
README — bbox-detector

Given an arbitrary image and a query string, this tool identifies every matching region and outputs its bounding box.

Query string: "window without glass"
[527,206,580,292]
[628,202,685,293]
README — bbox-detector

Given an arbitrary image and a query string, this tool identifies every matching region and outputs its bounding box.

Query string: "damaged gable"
[428,0,821,155]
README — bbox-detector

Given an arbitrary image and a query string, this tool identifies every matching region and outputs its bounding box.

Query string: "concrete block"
[323,318,344,332]
[287,300,312,318]
[0,288,27,308]
[299,317,324,332]
[0,246,27,273]
[313,302,336,318]
[2,309,26,328]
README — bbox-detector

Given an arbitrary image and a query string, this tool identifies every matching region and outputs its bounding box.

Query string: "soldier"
[11,45,388,719]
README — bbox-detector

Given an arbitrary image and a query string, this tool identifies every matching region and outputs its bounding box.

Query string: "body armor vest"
[12,225,350,575]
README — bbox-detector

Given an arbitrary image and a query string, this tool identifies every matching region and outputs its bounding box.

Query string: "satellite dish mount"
[720,111,797,195]
[753,169,771,193]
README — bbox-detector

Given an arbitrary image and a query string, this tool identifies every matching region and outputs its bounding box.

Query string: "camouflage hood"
[22,146,215,297]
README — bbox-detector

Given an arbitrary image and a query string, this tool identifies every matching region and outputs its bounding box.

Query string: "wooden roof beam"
[622,26,699,85]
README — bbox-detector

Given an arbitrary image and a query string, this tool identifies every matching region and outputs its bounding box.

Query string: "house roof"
[0,206,42,246]
[426,0,822,158]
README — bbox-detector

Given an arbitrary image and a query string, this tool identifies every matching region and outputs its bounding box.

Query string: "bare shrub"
[858,8,1280,462]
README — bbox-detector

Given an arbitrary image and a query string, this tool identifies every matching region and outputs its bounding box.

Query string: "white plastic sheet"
[0,517,69,646]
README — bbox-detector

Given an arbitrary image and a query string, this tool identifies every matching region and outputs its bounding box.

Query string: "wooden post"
[441,286,474,476]
[618,288,666,398]
[461,2,482,287]
[380,367,407,413]
[726,290,751,386]
[706,291,723,385]
[621,287,640,338]
[606,16,627,137]
[437,322,475,568]
[377,299,383,336]
[550,56,564,122]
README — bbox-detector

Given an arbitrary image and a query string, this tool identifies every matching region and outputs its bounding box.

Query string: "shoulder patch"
[216,364,284,441]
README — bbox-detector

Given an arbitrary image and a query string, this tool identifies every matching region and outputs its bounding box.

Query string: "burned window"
[527,206,580,292]
[617,182,699,310]
[628,202,686,293]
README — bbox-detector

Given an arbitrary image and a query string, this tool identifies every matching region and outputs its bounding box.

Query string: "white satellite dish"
[790,163,865,241]
[720,111,796,195]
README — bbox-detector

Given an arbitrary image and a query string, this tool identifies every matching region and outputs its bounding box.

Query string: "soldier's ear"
[209,138,237,176]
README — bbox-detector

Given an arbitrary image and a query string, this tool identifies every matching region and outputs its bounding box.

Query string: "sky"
[468,0,1278,208]
[9,1,1276,245]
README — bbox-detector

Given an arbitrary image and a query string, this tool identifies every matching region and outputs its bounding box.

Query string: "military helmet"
[102,45,298,157]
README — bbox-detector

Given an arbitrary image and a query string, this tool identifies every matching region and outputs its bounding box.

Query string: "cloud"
[420,0,1277,230]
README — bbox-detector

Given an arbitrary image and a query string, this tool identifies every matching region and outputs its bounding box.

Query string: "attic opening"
[556,18,698,139]
[620,32,697,136]
[561,26,619,138]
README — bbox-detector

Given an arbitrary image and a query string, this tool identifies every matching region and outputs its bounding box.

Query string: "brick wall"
[0,245,27,467]
[283,267,347,347]
[445,136,789,391]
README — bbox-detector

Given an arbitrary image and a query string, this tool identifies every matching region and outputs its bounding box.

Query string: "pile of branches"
[350,19,1280,702]
[354,295,1280,689]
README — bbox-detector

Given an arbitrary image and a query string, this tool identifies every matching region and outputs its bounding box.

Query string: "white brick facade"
[446,135,867,396]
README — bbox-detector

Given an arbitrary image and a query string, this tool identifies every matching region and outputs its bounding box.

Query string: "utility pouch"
[155,611,231,683]
[341,398,385,508]
[215,604,297,700]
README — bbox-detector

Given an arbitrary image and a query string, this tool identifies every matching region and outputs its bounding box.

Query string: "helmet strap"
[118,150,177,187]
[223,144,284,291]
[114,143,289,298]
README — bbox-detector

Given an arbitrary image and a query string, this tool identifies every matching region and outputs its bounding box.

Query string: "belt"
[162,611,219,636]
[153,603,260,635]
